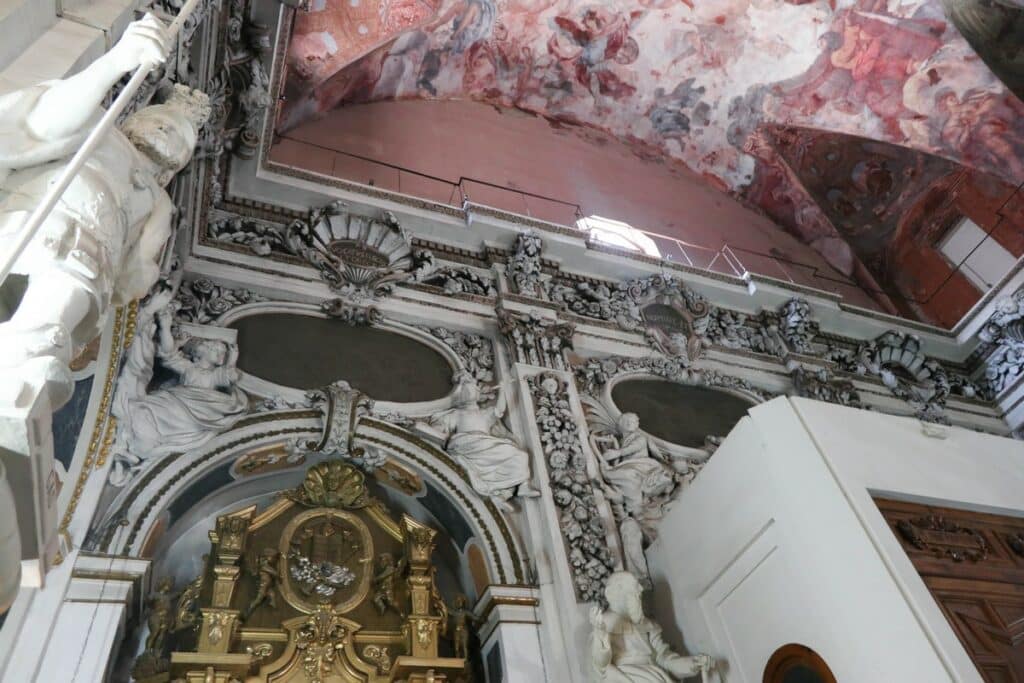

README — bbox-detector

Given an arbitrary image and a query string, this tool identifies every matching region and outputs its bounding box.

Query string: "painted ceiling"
[280,0,1024,308]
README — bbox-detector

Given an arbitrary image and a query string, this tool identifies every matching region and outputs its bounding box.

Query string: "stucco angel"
[420,371,539,508]
[0,14,210,405]
[582,395,706,580]
[110,277,247,486]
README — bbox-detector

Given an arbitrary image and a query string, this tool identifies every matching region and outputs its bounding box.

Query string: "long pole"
[0,0,204,285]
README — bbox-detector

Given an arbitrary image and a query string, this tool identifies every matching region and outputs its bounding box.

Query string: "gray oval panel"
[611,379,753,447]
[230,313,453,401]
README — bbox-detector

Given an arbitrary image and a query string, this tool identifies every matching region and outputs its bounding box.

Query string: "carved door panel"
[929,578,1024,682]
[878,498,1024,683]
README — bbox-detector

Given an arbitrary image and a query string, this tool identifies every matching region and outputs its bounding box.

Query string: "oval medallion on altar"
[278,508,374,614]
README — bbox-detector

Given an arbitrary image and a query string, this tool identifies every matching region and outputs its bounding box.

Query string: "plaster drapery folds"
[283,201,435,301]
[591,571,714,682]
[110,283,247,487]
[508,230,545,297]
[497,306,575,370]
[581,397,703,583]
[0,22,210,408]
[978,287,1024,399]
[528,373,614,602]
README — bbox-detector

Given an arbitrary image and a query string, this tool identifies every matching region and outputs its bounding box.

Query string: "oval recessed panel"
[230,314,453,402]
[611,379,753,448]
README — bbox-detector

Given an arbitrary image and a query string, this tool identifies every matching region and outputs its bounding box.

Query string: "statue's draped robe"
[116,339,248,460]
[601,432,675,515]
[0,81,164,338]
[594,616,702,682]
[431,409,531,495]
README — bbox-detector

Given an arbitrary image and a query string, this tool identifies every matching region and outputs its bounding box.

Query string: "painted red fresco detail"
[288,0,441,86]
[278,0,1024,323]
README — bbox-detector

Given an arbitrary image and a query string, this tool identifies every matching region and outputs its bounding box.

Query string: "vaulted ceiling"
[278,0,1024,317]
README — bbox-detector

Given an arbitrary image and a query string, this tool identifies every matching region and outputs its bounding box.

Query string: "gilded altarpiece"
[136,461,464,683]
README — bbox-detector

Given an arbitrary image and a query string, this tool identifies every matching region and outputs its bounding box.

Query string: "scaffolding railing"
[281,135,880,299]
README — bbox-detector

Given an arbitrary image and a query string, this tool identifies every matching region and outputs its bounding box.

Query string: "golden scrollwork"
[362,645,393,675]
[295,605,348,683]
[246,642,275,660]
[144,459,467,683]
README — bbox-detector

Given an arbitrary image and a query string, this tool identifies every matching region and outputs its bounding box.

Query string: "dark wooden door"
[877,498,1024,683]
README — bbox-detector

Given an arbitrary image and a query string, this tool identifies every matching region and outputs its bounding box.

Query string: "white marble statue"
[0,14,210,406]
[424,371,539,507]
[109,279,247,486]
[595,412,680,519]
[590,571,713,682]
[582,398,708,582]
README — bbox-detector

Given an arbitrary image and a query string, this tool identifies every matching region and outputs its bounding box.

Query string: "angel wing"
[580,395,623,470]
[579,394,620,436]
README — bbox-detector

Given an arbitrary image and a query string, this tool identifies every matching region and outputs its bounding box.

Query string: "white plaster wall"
[648,397,1024,683]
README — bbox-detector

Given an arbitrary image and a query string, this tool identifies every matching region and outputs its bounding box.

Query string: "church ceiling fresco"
[279,0,1024,305]
[759,126,958,284]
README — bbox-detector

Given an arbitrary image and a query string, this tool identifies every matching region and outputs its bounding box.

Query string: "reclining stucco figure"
[0,14,210,406]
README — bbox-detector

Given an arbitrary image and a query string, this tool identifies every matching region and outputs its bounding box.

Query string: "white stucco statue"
[0,14,210,406]
[596,413,680,518]
[591,571,713,682]
[109,280,247,486]
[583,398,709,581]
[426,371,539,507]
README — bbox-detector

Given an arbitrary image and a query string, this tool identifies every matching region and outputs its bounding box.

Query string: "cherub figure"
[448,594,480,660]
[145,577,175,653]
[372,552,407,617]
[244,548,280,619]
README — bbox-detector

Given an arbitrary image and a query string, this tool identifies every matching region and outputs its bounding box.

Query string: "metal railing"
[278,133,1024,312]
[0,0,204,286]
[279,134,878,300]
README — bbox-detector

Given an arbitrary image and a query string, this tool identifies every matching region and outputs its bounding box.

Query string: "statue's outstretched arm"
[26,14,171,141]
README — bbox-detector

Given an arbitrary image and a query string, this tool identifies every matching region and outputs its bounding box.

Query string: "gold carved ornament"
[139,460,468,683]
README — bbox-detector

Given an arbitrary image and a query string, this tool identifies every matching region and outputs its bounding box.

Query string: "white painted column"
[474,586,545,683]
[36,555,150,683]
